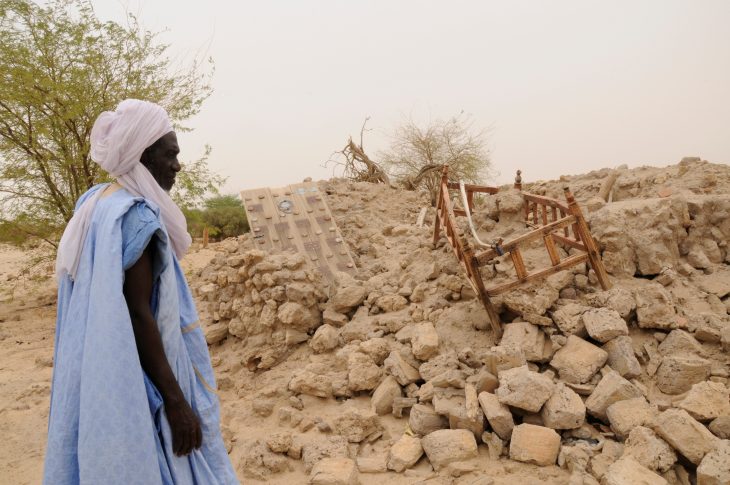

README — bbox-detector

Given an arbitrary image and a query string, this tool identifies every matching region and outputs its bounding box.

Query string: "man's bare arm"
[123,244,202,456]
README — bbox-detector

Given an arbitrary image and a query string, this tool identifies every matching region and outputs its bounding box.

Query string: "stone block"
[697,440,730,485]
[289,370,333,398]
[585,370,643,421]
[652,408,719,465]
[310,457,359,485]
[657,329,704,356]
[387,434,423,472]
[330,286,367,313]
[509,424,561,466]
[602,456,668,485]
[635,283,677,330]
[581,308,628,343]
[709,416,730,439]
[409,404,448,436]
[421,429,478,471]
[310,324,340,353]
[411,322,439,361]
[541,382,586,430]
[623,426,676,473]
[495,365,556,413]
[602,336,641,379]
[677,381,730,422]
[356,455,387,473]
[501,321,553,363]
[478,391,514,440]
[468,370,499,394]
[383,351,421,386]
[551,303,591,336]
[655,355,711,394]
[551,335,608,384]
[371,376,402,416]
[332,410,382,443]
[605,397,654,438]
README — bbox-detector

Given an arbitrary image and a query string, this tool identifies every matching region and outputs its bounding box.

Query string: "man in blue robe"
[45,100,238,484]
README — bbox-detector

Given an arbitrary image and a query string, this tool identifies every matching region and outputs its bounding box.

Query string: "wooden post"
[461,236,502,337]
[203,226,209,248]
[563,187,611,290]
[432,166,449,246]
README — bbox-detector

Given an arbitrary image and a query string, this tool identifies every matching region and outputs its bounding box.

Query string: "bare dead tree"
[325,118,390,185]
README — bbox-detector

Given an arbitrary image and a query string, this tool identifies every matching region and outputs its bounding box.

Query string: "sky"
[94,1,730,193]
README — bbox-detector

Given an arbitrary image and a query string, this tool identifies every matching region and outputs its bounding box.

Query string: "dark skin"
[123,131,202,456]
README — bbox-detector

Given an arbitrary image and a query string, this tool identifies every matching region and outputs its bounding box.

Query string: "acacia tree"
[379,114,492,205]
[0,0,220,245]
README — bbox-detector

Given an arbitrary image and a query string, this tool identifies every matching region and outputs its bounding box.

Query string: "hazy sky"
[95,1,730,193]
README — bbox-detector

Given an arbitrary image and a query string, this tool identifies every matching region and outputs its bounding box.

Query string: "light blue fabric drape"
[44,185,237,485]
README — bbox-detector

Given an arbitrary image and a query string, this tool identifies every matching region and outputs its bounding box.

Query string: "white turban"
[56,99,192,280]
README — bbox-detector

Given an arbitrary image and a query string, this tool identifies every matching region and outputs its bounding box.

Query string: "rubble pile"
[191,158,730,484]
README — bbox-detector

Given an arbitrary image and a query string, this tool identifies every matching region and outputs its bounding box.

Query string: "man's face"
[140,132,181,192]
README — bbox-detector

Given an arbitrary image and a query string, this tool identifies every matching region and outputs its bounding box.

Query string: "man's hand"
[165,398,203,456]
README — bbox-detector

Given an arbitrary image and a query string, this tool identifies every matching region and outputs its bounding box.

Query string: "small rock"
[585,370,643,421]
[697,440,730,485]
[606,397,654,438]
[411,322,440,361]
[655,354,711,395]
[409,404,449,436]
[371,376,402,415]
[676,381,730,421]
[266,431,293,454]
[384,351,421,386]
[623,426,676,473]
[602,336,641,379]
[310,324,340,353]
[709,416,730,439]
[333,410,382,443]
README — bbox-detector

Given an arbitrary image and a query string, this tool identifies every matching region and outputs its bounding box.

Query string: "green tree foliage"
[184,195,249,240]
[0,0,219,246]
[379,113,492,204]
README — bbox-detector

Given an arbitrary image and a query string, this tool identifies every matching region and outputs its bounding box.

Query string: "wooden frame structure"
[433,166,611,337]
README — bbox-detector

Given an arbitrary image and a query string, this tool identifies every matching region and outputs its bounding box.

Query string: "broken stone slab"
[409,404,449,436]
[495,365,555,413]
[588,440,624,481]
[482,344,527,375]
[420,429,478,471]
[478,391,514,440]
[623,426,677,473]
[310,457,359,485]
[509,423,561,466]
[323,308,348,327]
[371,376,402,416]
[411,322,440,361]
[602,456,668,485]
[203,321,229,345]
[501,321,553,363]
[541,382,586,430]
[585,370,643,421]
[652,408,719,465]
[430,369,467,389]
[302,436,350,472]
[655,354,711,395]
[697,440,730,485]
[581,307,629,343]
[676,381,730,422]
[602,336,641,379]
[266,431,293,454]
[383,351,421,386]
[418,351,460,382]
[387,434,424,472]
[605,397,655,439]
[550,335,608,384]
[347,355,383,392]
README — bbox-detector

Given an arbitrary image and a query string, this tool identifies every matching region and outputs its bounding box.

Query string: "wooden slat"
[487,253,589,296]
[560,209,569,236]
[532,203,538,225]
[552,206,558,222]
[541,204,548,225]
[510,249,528,280]
[475,215,577,264]
[446,182,500,194]
[552,233,587,251]
[522,193,570,213]
[544,234,561,266]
